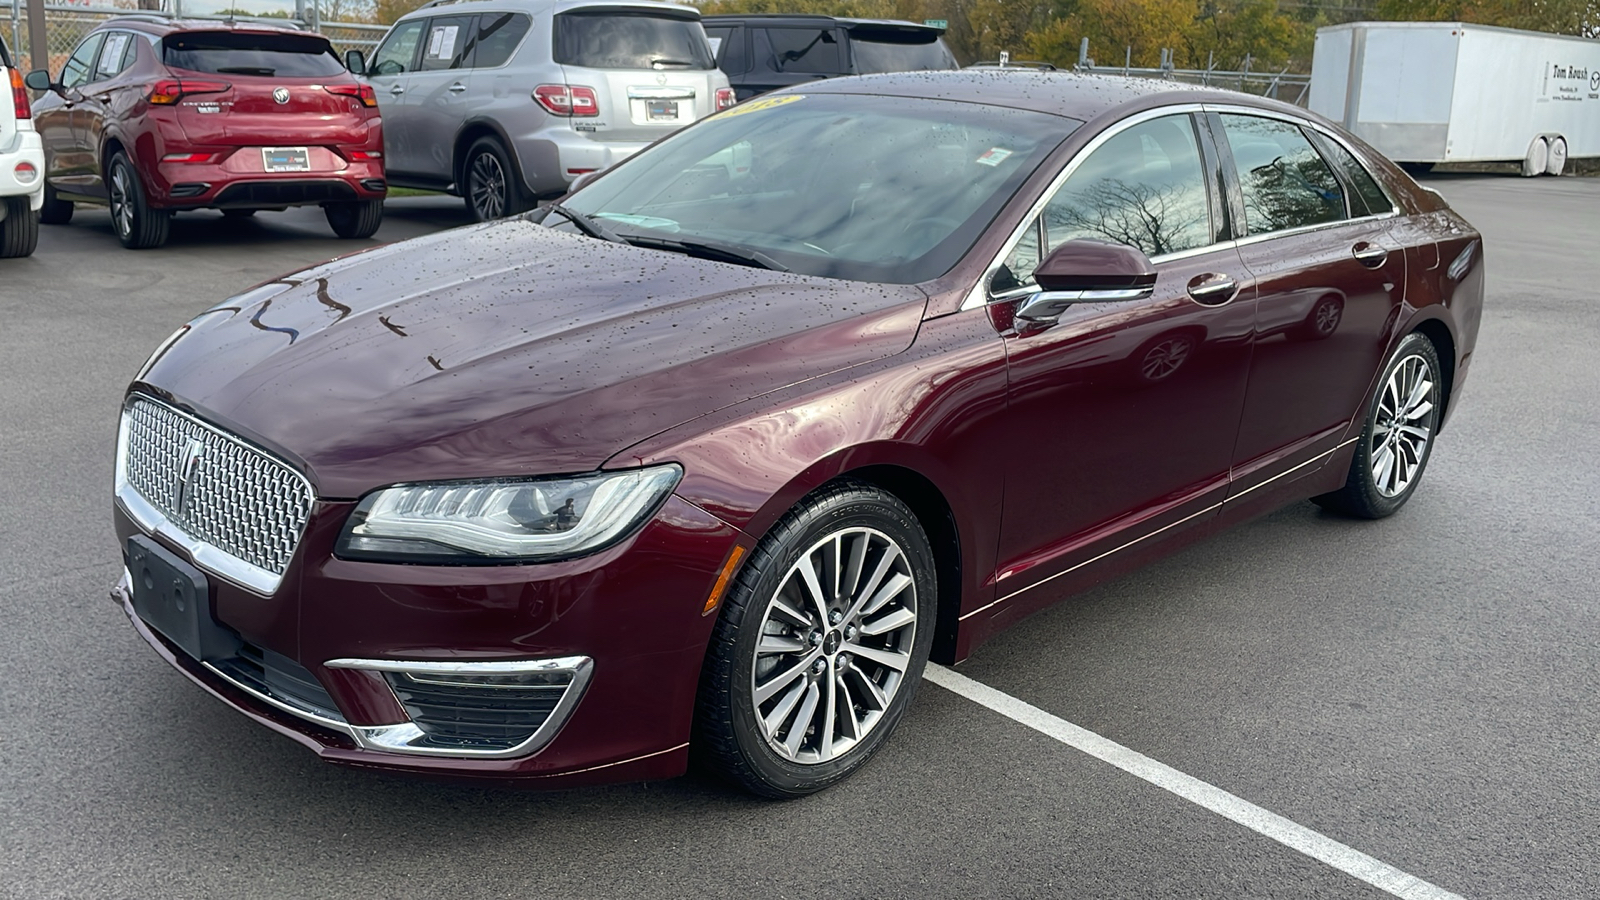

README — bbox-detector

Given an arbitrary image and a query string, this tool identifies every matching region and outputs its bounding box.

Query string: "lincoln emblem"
[175,438,204,514]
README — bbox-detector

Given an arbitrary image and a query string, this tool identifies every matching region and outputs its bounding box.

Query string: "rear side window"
[850,33,956,74]
[1312,133,1394,217]
[554,12,714,70]
[1220,114,1346,235]
[95,31,134,80]
[757,27,841,75]
[467,13,530,69]
[164,31,344,77]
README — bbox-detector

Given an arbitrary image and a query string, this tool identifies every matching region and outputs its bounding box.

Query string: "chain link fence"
[0,1,386,75]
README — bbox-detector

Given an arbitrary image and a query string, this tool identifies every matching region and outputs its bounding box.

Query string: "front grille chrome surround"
[116,394,315,595]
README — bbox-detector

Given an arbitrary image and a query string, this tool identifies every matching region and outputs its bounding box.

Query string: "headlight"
[336,465,682,564]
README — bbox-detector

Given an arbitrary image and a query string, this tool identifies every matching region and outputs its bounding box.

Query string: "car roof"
[397,0,700,19]
[701,14,945,33]
[98,15,315,38]
[796,69,1312,124]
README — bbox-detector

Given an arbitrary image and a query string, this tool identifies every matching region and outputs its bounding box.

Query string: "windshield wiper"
[650,57,699,68]
[542,203,625,243]
[623,235,789,272]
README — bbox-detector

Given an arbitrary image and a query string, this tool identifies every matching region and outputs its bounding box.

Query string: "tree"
[1026,0,1199,68]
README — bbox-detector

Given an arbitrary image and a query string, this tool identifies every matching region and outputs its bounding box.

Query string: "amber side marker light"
[702,545,748,616]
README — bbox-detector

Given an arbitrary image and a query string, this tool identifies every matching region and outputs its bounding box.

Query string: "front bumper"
[113,492,742,785]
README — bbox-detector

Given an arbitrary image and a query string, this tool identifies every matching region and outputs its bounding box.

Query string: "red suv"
[26,18,385,249]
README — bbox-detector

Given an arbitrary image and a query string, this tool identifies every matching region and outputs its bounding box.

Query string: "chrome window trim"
[961,103,1210,311]
[114,396,315,597]
[324,656,594,759]
[1202,102,1400,218]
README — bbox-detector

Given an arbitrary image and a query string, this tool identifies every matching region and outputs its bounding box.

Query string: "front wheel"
[462,137,523,222]
[323,199,383,239]
[1313,332,1443,518]
[107,153,170,249]
[696,480,936,799]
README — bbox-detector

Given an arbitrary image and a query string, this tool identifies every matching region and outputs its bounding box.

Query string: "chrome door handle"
[1187,274,1238,306]
[389,85,405,95]
[1352,242,1388,268]
[448,83,467,93]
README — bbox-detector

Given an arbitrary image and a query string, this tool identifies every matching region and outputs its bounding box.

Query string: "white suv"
[359,0,733,222]
[1,36,43,257]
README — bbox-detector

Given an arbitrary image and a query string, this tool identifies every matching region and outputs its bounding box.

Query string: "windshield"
[554,12,715,70]
[559,93,1076,284]
[164,31,343,77]
[851,34,957,74]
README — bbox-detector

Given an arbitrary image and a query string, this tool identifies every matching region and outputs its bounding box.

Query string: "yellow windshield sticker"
[719,94,805,118]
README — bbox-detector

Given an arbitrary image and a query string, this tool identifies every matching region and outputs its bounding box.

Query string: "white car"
[1,35,43,257]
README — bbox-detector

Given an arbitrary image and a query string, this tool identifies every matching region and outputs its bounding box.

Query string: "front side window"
[758,28,841,75]
[554,12,714,70]
[997,113,1212,293]
[468,13,530,69]
[562,94,1073,284]
[371,19,426,75]
[60,34,105,89]
[1220,114,1346,235]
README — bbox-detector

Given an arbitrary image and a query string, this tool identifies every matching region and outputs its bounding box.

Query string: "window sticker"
[426,25,459,60]
[718,93,804,118]
[98,32,130,76]
[975,147,1013,167]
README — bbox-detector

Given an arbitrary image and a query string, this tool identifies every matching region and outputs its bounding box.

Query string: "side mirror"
[1015,239,1157,324]
[24,70,54,92]
[344,49,366,74]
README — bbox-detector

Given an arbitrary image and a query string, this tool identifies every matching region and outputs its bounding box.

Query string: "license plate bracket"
[262,146,311,173]
[646,100,679,121]
[127,535,239,662]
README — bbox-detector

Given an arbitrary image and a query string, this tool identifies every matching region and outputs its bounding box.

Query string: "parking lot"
[2,174,1597,899]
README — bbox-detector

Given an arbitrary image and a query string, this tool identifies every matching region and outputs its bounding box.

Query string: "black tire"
[323,199,383,239]
[39,181,73,225]
[461,137,524,222]
[0,196,40,258]
[1313,331,1444,519]
[107,153,170,249]
[221,208,258,219]
[695,479,937,799]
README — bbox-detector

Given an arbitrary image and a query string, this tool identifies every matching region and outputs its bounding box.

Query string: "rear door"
[553,8,721,145]
[398,14,477,178]
[163,30,366,171]
[73,30,139,198]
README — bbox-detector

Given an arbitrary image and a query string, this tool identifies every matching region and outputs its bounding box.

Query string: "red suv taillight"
[325,83,378,108]
[9,68,29,119]
[715,88,735,111]
[147,79,230,105]
[533,84,598,117]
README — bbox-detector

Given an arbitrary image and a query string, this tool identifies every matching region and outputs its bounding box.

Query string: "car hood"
[138,219,927,499]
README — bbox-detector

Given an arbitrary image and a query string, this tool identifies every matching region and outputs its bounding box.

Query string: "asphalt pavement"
[1,177,1597,899]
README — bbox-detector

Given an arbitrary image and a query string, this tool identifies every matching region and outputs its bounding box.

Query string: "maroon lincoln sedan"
[113,71,1482,797]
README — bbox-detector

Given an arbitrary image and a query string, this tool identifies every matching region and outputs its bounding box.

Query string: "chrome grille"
[119,396,314,586]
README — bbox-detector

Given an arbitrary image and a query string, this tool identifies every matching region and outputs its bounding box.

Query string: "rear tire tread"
[0,196,40,257]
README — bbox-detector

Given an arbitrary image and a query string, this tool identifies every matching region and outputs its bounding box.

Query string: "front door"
[41,34,104,196]
[990,111,1255,602]
[364,18,427,179]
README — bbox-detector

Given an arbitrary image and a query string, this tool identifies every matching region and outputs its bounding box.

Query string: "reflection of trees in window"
[1046,177,1210,258]
[1238,155,1344,233]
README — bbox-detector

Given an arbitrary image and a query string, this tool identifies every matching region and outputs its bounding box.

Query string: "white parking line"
[924,665,1465,900]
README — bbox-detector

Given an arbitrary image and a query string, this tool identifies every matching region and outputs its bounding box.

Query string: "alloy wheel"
[1141,336,1192,381]
[469,152,506,220]
[750,527,917,765]
[110,166,133,238]
[1314,299,1342,335]
[1370,353,1436,497]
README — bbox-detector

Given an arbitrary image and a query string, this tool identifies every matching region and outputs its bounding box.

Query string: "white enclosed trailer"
[1309,21,1600,175]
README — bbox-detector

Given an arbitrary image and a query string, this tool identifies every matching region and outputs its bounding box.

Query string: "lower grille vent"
[385,671,573,751]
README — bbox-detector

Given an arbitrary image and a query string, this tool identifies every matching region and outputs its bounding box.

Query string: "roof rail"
[418,0,467,8]
[107,13,173,25]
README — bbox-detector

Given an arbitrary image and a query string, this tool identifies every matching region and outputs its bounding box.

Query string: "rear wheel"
[1313,332,1443,519]
[696,479,936,799]
[39,182,73,225]
[1521,137,1548,178]
[0,196,40,257]
[107,153,170,249]
[1546,136,1567,176]
[323,199,384,239]
[462,137,522,222]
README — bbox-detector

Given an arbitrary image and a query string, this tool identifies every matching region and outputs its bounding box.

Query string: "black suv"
[701,15,957,100]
